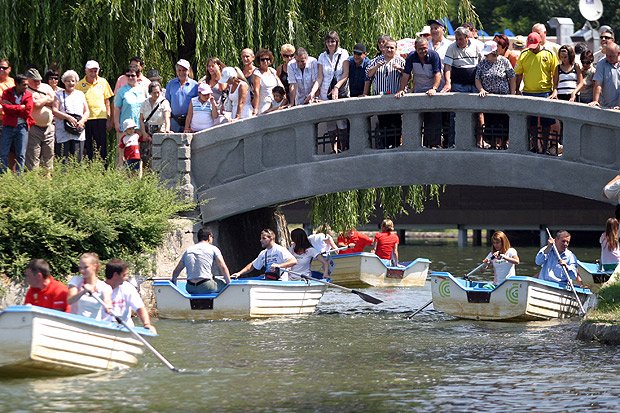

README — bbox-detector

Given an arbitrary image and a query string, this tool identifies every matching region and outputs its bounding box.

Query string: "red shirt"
[374,231,399,260]
[1,87,34,127]
[338,230,373,254]
[24,277,70,312]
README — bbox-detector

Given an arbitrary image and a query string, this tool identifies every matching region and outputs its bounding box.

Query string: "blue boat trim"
[430,272,592,295]
[0,305,156,336]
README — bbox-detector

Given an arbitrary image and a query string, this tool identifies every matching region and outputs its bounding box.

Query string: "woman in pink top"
[600,218,620,269]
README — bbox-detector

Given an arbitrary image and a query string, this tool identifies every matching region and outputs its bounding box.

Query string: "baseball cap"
[176,59,191,70]
[513,35,526,48]
[526,32,542,49]
[416,26,431,37]
[481,40,498,56]
[219,67,237,84]
[427,19,445,28]
[25,68,42,81]
[145,68,162,81]
[85,60,99,70]
[198,83,212,95]
[353,43,367,54]
[122,118,137,132]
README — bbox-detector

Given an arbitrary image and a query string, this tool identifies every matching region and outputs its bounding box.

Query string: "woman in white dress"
[483,231,520,285]
[289,228,330,280]
[219,66,253,120]
[251,49,285,115]
[52,70,89,162]
[67,252,112,320]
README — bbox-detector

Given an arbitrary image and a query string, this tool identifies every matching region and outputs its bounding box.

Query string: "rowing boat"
[153,277,327,319]
[0,305,155,377]
[312,252,431,288]
[430,272,592,321]
[577,261,617,293]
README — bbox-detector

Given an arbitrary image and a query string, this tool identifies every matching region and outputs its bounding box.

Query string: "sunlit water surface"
[1,244,618,412]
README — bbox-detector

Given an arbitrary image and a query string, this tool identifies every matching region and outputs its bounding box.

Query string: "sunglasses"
[125,74,136,78]
[600,36,613,40]
[581,60,593,64]
[282,54,294,58]
[0,66,8,70]
[260,58,272,62]
[353,51,364,55]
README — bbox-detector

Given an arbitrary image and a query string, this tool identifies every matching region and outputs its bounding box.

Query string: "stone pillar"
[472,229,482,246]
[458,226,467,247]
[152,133,195,201]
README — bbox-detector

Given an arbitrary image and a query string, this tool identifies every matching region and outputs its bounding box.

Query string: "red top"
[24,277,70,312]
[1,87,34,127]
[374,231,399,260]
[338,230,373,254]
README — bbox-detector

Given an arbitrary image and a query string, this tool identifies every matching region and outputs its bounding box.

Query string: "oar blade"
[352,289,383,305]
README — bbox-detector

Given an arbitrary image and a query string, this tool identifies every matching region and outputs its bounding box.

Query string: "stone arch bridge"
[153,94,620,223]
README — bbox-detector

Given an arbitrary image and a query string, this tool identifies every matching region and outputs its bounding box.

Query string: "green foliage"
[587,281,620,323]
[311,185,442,233]
[0,0,465,84]
[0,160,194,279]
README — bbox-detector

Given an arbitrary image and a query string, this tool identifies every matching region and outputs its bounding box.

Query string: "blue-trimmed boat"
[153,277,327,320]
[0,305,156,377]
[312,253,431,288]
[577,261,617,293]
[430,272,592,321]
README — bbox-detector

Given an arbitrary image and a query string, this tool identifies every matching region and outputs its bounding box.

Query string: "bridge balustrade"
[152,93,620,223]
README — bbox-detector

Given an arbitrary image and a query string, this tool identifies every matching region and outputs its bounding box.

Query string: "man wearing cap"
[515,32,558,154]
[76,60,114,161]
[428,19,452,61]
[347,44,370,97]
[165,59,198,133]
[589,42,620,109]
[114,56,150,94]
[416,26,431,40]
[25,68,55,172]
[287,48,320,105]
[145,68,165,95]
[532,23,560,56]
[0,74,33,173]
[594,26,615,67]
[395,37,442,148]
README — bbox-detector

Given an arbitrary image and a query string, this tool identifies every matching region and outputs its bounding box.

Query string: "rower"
[231,229,297,281]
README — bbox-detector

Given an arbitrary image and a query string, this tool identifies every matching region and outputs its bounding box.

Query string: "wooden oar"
[544,228,587,316]
[87,291,182,372]
[284,270,383,305]
[408,262,486,319]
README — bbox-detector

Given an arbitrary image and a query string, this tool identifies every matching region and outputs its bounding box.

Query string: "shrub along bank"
[0,160,194,279]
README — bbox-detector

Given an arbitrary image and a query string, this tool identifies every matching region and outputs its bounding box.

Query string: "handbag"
[144,101,162,135]
[327,54,349,99]
[62,91,84,136]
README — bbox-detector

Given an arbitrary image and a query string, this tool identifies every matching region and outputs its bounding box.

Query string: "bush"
[0,159,194,279]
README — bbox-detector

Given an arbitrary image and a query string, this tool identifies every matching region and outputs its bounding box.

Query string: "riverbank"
[578,277,620,344]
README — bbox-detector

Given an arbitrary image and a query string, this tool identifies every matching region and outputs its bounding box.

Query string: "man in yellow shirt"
[515,32,558,155]
[76,60,114,161]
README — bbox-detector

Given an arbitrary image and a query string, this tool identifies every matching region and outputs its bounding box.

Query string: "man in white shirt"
[288,48,319,106]
[104,259,156,333]
[232,229,297,281]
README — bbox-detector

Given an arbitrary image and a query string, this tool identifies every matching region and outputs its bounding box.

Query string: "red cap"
[527,32,542,49]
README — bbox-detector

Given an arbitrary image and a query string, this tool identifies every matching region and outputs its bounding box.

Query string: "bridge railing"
[152,94,620,221]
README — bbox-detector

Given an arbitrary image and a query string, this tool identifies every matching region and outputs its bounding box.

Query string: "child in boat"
[371,219,400,266]
[599,218,620,270]
[483,231,520,284]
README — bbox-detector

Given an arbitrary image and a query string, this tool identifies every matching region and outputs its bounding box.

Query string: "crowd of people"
[1,20,617,173]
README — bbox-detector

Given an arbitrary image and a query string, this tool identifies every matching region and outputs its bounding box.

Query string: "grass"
[586,282,620,324]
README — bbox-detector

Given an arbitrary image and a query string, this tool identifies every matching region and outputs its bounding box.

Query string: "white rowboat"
[0,305,155,377]
[153,278,327,320]
[430,272,592,321]
[312,253,431,288]
[577,261,616,293]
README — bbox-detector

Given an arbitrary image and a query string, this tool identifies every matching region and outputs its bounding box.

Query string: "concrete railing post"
[152,132,195,201]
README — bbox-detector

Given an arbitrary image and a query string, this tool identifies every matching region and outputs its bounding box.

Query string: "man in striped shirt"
[365,38,405,148]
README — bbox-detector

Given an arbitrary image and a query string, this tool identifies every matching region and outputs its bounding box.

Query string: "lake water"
[1,243,619,412]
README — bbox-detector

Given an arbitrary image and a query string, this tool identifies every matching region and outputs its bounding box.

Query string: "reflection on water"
[1,244,618,412]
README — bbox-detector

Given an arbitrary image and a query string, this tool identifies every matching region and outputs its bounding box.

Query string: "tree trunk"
[206,207,290,273]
